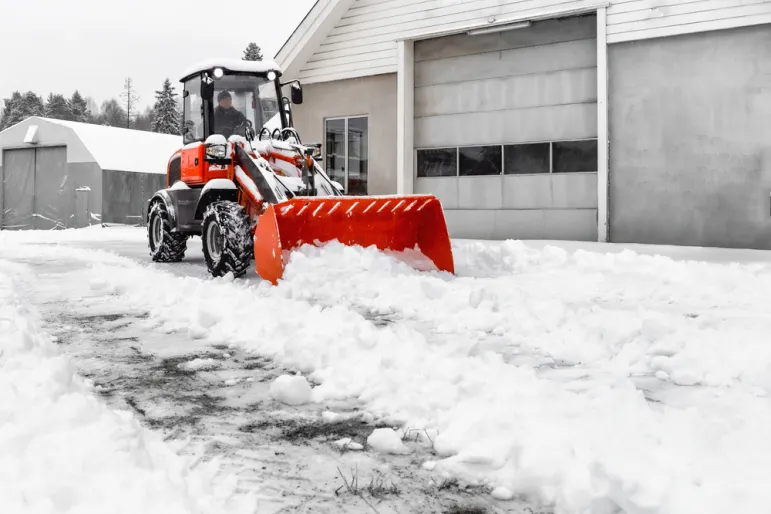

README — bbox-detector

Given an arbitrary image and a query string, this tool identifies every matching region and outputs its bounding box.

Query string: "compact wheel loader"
[147,59,454,284]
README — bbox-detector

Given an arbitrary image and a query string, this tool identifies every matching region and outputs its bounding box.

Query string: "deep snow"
[3,226,771,514]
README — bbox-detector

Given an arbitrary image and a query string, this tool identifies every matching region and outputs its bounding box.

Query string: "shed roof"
[44,118,181,175]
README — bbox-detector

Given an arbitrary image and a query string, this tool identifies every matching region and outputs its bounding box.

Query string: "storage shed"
[0,117,181,230]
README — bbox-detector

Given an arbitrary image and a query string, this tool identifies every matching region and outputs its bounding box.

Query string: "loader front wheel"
[148,201,187,262]
[202,201,251,278]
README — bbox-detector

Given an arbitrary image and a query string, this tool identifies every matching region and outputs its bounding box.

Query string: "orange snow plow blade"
[253,195,455,284]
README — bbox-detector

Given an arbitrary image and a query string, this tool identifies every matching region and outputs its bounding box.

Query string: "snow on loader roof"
[180,58,282,81]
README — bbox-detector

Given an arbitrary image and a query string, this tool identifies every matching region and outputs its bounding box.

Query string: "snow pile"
[0,269,254,514]
[269,375,312,406]
[333,438,364,452]
[366,428,412,455]
[5,231,771,513]
[178,358,221,371]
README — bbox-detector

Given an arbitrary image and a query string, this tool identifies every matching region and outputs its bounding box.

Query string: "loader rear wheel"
[148,201,187,262]
[202,201,252,278]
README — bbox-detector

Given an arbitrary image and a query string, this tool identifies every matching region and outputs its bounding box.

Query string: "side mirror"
[291,82,303,105]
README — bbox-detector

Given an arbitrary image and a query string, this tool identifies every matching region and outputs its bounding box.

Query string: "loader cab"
[180,61,302,144]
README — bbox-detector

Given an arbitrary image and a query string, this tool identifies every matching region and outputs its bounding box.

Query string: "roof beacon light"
[267,71,277,81]
[213,67,224,78]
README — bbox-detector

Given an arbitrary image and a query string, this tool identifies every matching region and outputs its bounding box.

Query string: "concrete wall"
[291,73,397,195]
[609,24,771,249]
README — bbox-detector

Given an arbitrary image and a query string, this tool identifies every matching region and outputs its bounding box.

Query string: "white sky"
[0,0,316,111]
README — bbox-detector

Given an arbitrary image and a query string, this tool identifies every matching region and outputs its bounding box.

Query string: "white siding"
[297,0,603,83]
[294,0,771,83]
[607,0,771,43]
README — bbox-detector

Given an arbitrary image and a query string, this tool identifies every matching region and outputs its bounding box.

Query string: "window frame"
[324,114,369,194]
[415,138,599,177]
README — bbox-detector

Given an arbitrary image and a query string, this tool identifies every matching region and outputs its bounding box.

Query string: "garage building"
[0,117,180,230]
[277,0,771,249]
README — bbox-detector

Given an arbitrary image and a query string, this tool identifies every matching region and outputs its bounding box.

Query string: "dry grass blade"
[336,466,383,514]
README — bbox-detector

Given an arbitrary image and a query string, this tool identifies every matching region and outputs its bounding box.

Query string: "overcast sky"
[0,0,316,110]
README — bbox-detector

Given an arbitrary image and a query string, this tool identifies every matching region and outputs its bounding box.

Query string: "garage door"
[413,15,599,241]
[1,149,35,229]
[33,146,68,230]
[1,147,68,230]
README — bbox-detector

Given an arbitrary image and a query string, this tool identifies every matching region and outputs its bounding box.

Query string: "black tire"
[148,201,187,262]
[201,201,252,278]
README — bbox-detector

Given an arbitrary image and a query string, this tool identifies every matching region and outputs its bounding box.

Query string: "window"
[414,139,597,176]
[347,117,368,195]
[213,75,278,139]
[459,146,502,176]
[417,148,457,177]
[325,116,369,194]
[182,76,204,144]
[553,140,598,173]
[504,143,550,175]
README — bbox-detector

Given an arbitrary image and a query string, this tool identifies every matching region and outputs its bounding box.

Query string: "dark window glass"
[182,76,204,143]
[325,119,346,189]
[503,143,550,175]
[459,146,502,176]
[347,117,368,195]
[553,140,598,173]
[417,148,457,177]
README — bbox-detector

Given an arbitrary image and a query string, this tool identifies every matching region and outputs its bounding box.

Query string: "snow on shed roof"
[44,118,181,175]
[180,58,282,81]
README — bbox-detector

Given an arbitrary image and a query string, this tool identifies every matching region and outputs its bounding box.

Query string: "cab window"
[182,76,204,143]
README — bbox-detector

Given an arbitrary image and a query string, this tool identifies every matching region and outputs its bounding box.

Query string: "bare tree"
[120,77,140,129]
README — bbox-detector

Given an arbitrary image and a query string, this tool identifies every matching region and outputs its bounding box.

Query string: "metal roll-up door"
[414,15,599,241]
[1,149,36,230]
[33,146,68,230]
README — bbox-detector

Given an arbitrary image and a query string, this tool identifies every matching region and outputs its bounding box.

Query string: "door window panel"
[417,148,457,177]
[325,116,369,194]
[347,117,368,195]
[504,143,550,175]
[552,140,598,173]
[325,119,346,189]
[459,146,502,176]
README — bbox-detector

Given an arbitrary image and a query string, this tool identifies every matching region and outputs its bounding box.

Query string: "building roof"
[180,58,283,81]
[44,118,181,175]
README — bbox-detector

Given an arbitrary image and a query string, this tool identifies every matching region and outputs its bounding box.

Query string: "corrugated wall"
[101,170,165,226]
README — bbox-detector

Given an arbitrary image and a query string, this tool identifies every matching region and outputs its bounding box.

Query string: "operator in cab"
[214,90,247,138]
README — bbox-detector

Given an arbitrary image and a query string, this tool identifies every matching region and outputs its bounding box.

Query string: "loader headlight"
[205,144,227,159]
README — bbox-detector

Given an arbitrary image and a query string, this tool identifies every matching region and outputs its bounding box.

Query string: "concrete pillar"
[597,7,610,242]
[396,39,415,195]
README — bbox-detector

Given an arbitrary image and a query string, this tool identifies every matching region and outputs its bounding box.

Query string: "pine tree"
[242,42,263,61]
[151,78,180,134]
[69,90,91,122]
[45,93,71,120]
[0,91,45,130]
[0,92,23,131]
[120,77,140,129]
